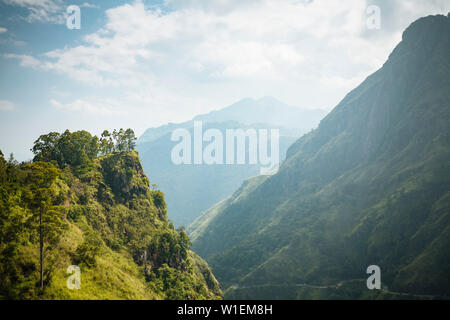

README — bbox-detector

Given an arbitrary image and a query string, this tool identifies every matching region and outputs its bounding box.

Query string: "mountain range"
[188,13,450,299]
[137,97,327,226]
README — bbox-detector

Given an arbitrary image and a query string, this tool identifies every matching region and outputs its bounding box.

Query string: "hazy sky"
[0,0,449,160]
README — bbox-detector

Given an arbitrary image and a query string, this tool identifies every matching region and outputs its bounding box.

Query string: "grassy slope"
[43,224,161,300]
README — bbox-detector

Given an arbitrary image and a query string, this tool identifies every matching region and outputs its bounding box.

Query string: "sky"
[0,0,449,161]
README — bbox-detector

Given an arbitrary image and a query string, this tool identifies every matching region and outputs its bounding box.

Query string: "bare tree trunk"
[143,250,147,268]
[143,250,148,276]
[39,209,43,290]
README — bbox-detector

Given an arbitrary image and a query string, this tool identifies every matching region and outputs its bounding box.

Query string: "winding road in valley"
[229,279,444,299]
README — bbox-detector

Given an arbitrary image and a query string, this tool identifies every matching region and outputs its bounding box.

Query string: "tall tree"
[21,162,67,290]
[124,128,137,151]
[100,130,114,155]
[113,128,127,151]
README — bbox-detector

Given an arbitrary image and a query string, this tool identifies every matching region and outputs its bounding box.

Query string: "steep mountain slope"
[137,98,326,227]
[189,14,450,299]
[0,148,222,299]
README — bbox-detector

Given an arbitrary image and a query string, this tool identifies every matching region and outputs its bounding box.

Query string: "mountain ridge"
[137,97,327,226]
[189,13,450,299]
[138,97,326,144]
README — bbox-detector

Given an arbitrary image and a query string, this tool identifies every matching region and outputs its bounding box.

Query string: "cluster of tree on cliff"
[0,136,218,299]
[31,128,137,168]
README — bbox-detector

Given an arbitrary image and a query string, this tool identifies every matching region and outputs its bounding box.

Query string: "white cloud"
[3,0,56,6]
[17,0,374,85]
[0,27,7,33]
[50,98,127,116]
[0,100,14,111]
[80,2,99,9]
[4,0,64,24]
[5,0,450,119]
[4,54,41,68]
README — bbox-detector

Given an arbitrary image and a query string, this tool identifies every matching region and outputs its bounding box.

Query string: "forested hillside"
[189,14,450,299]
[0,130,222,299]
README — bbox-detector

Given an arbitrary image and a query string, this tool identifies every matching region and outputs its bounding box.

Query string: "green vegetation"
[0,130,222,299]
[189,14,450,299]
[32,128,137,168]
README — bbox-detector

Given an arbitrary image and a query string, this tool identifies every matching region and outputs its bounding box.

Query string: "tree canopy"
[31,128,137,168]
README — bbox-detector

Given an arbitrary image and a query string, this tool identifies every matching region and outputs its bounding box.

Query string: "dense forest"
[0,129,222,299]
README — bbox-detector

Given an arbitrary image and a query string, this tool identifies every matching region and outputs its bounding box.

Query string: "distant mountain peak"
[256,96,283,103]
[139,97,328,144]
